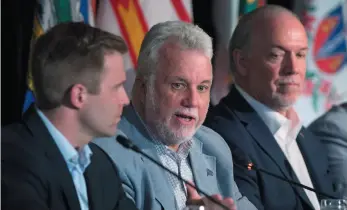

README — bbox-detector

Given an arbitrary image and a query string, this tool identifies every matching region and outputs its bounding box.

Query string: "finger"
[186,198,205,206]
[211,194,223,201]
[202,194,223,210]
[186,183,204,206]
[186,182,201,200]
[202,195,236,210]
[221,198,236,210]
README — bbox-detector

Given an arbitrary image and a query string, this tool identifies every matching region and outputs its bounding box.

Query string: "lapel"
[297,127,330,200]
[189,139,219,195]
[121,105,177,210]
[221,87,314,208]
[84,151,103,210]
[23,105,81,210]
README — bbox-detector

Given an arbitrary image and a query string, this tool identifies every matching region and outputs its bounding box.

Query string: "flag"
[239,0,265,15]
[211,0,266,105]
[23,0,97,113]
[70,0,97,26]
[96,0,192,97]
[293,0,347,125]
[23,0,62,113]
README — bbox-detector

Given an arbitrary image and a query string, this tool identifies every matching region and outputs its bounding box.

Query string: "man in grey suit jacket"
[94,20,256,210]
[308,102,347,198]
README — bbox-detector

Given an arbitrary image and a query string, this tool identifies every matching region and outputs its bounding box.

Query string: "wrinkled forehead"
[156,47,212,82]
[250,15,308,49]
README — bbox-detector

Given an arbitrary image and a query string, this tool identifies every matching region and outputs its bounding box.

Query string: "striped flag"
[211,0,266,105]
[96,0,192,97]
[239,0,265,15]
[23,0,97,113]
[75,0,97,25]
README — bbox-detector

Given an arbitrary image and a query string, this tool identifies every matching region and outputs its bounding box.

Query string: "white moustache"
[277,77,300,85]
[174,108,199,120]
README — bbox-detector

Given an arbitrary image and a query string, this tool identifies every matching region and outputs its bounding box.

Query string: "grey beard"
[270,92,297,112]
[145,84,196,146]
[271,81,304,110]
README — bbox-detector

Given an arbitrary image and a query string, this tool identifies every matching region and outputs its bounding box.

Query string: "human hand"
[186,183,236,210]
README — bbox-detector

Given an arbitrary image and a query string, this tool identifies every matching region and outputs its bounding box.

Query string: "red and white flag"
[96,0,192,97]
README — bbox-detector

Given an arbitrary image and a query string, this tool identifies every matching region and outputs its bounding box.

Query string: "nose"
[283,53,299,75]
[120,86,130,106]
[182,88,199,108]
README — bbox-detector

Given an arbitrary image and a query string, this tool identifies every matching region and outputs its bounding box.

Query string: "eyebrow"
[114,80,126,88]
[272,45,308,52]
[201,80,212,84]
[171,76,212,84]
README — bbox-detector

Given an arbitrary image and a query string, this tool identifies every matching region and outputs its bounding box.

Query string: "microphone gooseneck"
[116,135,229,210]
[232,151,338,199]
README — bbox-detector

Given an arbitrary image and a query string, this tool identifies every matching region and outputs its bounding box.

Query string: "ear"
[70,84,88,109]
[233,49,249,77]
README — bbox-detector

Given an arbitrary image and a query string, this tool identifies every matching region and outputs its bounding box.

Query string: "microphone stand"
[117,136,229,209]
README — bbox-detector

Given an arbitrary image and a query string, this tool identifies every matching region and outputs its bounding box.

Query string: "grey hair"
[228,5,300,78]
[136,20,213,80]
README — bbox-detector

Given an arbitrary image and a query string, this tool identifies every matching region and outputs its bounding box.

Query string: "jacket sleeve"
[2,142,50,210]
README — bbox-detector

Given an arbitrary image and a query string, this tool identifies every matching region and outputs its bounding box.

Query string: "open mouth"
[175,113,195,122]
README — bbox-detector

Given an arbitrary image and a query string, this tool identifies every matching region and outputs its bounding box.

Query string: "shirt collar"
[36,108,92,171]
[175,139,193,159]
[235,85,302,138]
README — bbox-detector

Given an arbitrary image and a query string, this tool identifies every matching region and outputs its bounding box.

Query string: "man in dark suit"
[2,22,137,210]
[205,5,336,210]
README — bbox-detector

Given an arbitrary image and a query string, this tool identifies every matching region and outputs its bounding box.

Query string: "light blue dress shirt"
[37,109,92,210]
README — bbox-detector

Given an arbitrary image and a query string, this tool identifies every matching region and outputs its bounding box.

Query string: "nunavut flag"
[96,0,192,97]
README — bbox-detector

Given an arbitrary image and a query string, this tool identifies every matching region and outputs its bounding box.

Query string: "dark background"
[1,0,295,126]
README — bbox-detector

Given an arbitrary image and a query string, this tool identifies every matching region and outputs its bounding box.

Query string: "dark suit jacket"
[204,86,336,210]
[1,106,137,210]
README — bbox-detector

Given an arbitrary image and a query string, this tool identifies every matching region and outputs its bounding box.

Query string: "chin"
[175,130,196,141]
[166,135,192,146]
[272,93,297,107]
[97,129,117,138]
[157,127,195,145]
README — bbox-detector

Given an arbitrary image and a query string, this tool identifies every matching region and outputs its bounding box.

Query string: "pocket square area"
[207,169,213,176]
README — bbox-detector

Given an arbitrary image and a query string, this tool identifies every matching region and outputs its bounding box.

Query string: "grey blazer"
[93,105,256,210]
[308,103,347,198]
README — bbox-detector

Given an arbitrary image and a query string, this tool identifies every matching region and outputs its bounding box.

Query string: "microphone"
[116,135,229,210]
[232,149,338,199]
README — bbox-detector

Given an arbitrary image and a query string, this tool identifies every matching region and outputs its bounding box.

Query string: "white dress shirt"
[154,141,194,210]
[235,85,321,210]
[135,109,194,210]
